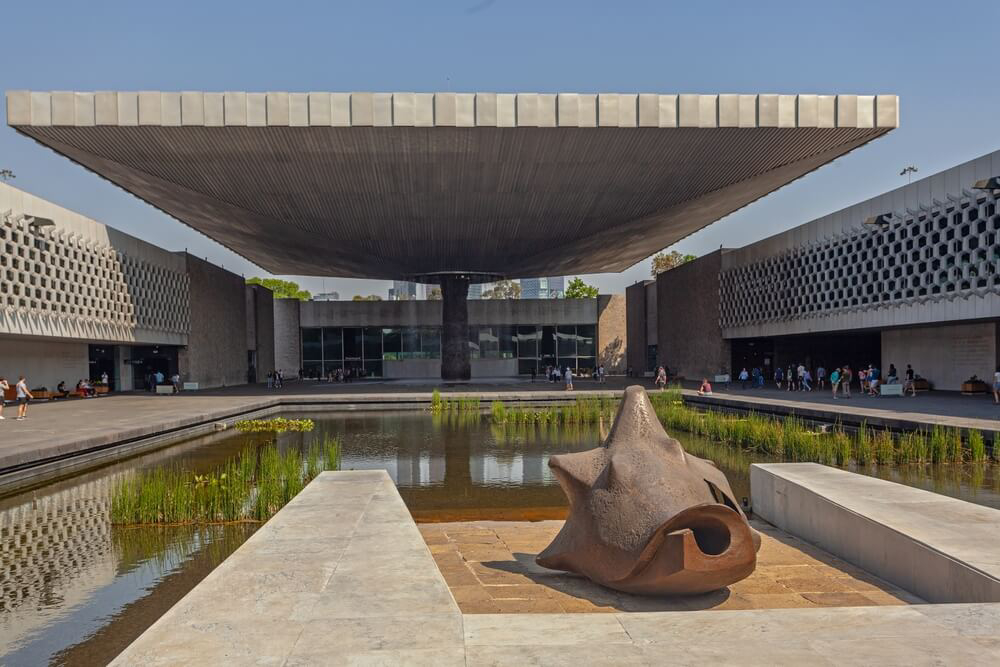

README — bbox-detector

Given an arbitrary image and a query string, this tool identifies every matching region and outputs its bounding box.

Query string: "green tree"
[651,250,697,277]
[352,294,383,301]
[564,277,598,299]
[427,287,442,300]
[481,279,522,299]
[246,277,311,300]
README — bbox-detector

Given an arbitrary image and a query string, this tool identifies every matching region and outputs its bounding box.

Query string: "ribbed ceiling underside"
[16,124,889,279]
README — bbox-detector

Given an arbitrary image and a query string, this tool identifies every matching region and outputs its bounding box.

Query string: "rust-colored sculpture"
[537,385,760,595]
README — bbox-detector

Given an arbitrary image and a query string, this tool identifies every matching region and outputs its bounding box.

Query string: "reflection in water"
[1,410,999,666]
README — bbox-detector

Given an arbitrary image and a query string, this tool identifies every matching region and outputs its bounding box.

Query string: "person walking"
[858,367,868,395]
[0,377,8,419]
[786,365,795,392]
[563,366,574,391]
[774,366,783,390]
[802,369,812,392]
[841,366,853,398]
[816,365,826,390]
[830,367,841,399]
[796,363,805,391]
[738,367,749,390]
[530,366,536,383]
[993,366,1000,405]
[904,364,917,397]
[15,376,32,420]
[655,366,667,391]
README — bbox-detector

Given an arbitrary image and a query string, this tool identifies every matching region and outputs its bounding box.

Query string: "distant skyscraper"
[468,282,484,300]
[521,276,564,299]
[313,291,340,301]
[390,280,422,300]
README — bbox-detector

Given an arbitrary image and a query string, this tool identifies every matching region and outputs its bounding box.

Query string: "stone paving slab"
[752,463,1000,603]
[110,470,1000,665]
[419,519,920,614]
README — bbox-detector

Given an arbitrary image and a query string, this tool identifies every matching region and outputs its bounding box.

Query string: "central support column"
[440,276,471,381]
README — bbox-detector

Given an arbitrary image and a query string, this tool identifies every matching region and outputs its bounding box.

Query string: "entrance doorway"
[88,344,116,389]
[129,345,179,391]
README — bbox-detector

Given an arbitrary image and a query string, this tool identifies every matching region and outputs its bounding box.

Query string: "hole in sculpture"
[686,515,732,556]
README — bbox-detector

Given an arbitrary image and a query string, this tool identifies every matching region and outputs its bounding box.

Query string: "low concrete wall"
[384,359,441,378]
[751,463,1000,603]
[471,358,517,377]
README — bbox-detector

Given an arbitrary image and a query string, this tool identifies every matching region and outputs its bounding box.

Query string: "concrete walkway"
[1,377,997,493]
[110,469,1000,665]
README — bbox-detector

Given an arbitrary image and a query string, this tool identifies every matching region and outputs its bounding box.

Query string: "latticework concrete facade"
[0,183,189,345]
[720,150,1000,339]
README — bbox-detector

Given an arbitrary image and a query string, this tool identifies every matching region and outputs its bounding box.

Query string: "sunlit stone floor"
[419,519,922,613]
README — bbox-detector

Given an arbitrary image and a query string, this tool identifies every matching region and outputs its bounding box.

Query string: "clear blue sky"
[3,0,997,297]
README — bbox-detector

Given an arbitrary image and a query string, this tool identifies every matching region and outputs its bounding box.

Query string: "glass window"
[541,326,556,357]
[302,328,322,361]
[363,327,382,360]
[577,357,596,375]
[382,327,401,356]
[576,325,596,357]
[468,327,481,359]
[323,327,343,361]
[420,327,441,359]
[557,326,577,358]
[343,327,362,359]
[402,327,420,359]
[516,326,539,358]
[479,326,499,359]
[497,326,516,359]
[518,358,537,375]
[303,360,322,377]
[363,359,383,377]
[323,361,342,376]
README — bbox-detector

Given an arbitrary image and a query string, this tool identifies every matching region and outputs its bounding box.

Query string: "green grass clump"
[110,437,340,525]
[233,418,315,432]
[430,391,481,414]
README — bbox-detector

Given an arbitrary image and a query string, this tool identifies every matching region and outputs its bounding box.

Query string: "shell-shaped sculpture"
[536,385,761,595]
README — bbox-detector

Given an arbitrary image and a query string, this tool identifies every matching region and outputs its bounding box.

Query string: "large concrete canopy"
[6,91,897,281]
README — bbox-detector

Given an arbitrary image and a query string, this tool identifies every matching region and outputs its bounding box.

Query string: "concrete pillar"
[440,276,470,381]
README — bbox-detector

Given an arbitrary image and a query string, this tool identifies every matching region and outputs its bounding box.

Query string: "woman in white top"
[563,367,574,391]
[16,376,33,420]
[0,377,8,419]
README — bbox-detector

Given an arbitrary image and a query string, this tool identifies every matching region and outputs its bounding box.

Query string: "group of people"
[0,376,33,420]
[266,370,284,389]
[144,370,182,393]
[729,362,925,399]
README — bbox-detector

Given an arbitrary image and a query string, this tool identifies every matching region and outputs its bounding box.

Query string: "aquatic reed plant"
[110,437,341,525]
[874,429,895,466]
[430,390,481,414]
[233,418,315,432]
[968,429,987,464]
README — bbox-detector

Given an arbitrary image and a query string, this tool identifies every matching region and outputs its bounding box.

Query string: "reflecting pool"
[1,410,999,666]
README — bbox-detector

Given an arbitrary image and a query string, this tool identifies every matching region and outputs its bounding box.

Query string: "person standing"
[816,365,826,390]
[858,367,868,395]
[797,363,805,391]
[15,376,32,420]
[786,365,795,392]
[774,366,783,390]
[564,366,574,391]
[841,366,853,398]
[738,367,749,390]
[0,377,8,419]
[993,366,1000,405]
[598,364,606,383]
[904,364,916,397]
[530,366,536,383]
[830,367,841,399]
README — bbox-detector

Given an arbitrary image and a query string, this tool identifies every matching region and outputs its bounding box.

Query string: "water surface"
[2,410,999,666]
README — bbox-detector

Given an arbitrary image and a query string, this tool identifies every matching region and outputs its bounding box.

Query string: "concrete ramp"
[751,463,1000,603]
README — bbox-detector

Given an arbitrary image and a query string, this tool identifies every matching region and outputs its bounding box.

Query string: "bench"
[155,384,174,395]
[880,383,903,396]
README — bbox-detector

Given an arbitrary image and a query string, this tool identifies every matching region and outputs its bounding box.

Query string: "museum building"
[629,149,1000,391]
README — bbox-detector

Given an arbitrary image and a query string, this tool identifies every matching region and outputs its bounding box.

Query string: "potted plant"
[961,375,989,395]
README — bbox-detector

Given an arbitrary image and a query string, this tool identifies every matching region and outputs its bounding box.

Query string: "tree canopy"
[564,277,599,299]
[246,277,311,300]
[651,250,697,277]
[352,294,383,301]
[481,279,522,299]
[426,287,442,300]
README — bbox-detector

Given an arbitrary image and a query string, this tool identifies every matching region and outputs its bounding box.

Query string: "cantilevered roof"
[6,91,898,280]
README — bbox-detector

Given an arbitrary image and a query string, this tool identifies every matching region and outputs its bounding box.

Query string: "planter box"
[912,378,931,392]
[961,381,989,395]
[95,386,110,394]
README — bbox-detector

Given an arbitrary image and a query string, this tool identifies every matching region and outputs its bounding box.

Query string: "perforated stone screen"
[720,191,1000,329]
[0,211,189,340]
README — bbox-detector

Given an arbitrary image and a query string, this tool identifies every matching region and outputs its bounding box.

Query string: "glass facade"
[301,323,596,377]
